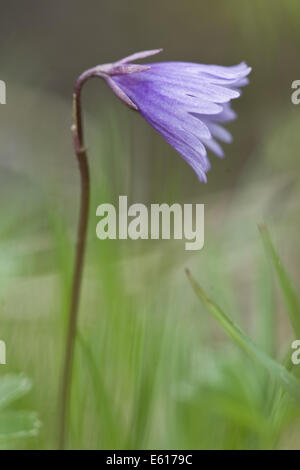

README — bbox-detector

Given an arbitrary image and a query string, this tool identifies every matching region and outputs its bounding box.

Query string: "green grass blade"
[186,269,300,406]
[258,224,300,338]
[77,332,123,448]
[255,254,275,356]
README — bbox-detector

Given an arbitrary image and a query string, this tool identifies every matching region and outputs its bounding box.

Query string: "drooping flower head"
[91,49,251,182]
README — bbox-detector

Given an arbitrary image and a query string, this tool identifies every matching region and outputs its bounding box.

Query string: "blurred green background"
[0,0,300,449]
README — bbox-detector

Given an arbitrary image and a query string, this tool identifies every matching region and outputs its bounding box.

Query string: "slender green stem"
[58,70,94,449]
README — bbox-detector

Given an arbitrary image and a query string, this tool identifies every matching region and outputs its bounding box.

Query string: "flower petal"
[204,122,233,143]
[202,137,225,159]
[134,71,241,103]
[114,73,223,114]
[103,53,251,181]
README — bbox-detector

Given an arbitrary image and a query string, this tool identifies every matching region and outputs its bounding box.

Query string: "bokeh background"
[1,0,300,449]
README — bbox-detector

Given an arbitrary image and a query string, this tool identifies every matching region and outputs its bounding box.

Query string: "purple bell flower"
[92,49,251,182]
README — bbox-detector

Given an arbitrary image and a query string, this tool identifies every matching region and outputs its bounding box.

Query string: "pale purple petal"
[204,122,233,144]
[202,137,225,159]
[101,51,251,181]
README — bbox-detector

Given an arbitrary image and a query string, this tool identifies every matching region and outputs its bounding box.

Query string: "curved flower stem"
[58,70,96,449]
